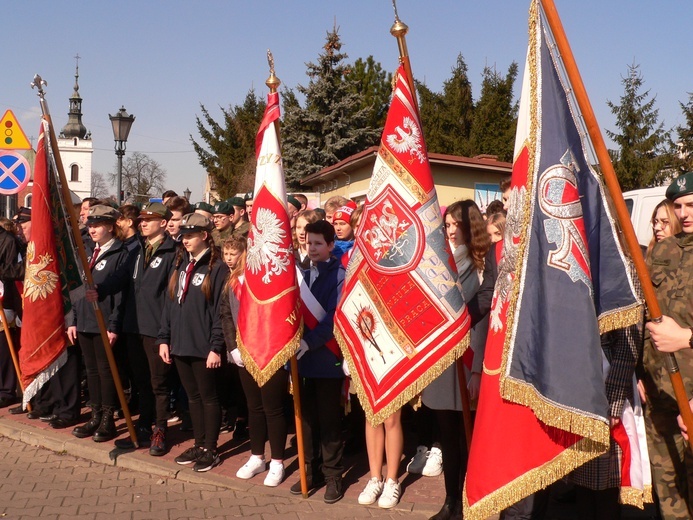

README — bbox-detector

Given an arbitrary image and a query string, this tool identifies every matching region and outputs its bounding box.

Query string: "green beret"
[140,202,172,220]
[179,213,213,234]
[666,172,693,201]
[213,201,235,215]
[287,195,301,210]
[227,197,246,209]
[87,205,120,223]
[194,201,215,213]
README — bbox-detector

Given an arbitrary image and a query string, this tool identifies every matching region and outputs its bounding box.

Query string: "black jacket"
[73,240,130,334]
[0,229,24,316]
[157,248,229,359]
[98,235,178,338]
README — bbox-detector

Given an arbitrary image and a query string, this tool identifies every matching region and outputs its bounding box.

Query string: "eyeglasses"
[652,219,669,228]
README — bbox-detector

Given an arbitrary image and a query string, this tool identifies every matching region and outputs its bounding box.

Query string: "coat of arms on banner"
[247,206,292,286]
[357,186,423,274]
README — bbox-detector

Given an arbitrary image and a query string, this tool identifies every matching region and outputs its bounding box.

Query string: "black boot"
[72,406,102,439]
[323,475,344,504]
[290,463,325,495]
[93,407,117,442]
[429,496,461,520]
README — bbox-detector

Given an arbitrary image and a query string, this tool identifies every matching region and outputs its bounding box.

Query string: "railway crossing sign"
[0,151,31,195]
[0,110,32,150]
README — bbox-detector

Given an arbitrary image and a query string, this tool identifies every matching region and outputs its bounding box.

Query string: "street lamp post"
[109,106,135,205]
[183,187,191,201]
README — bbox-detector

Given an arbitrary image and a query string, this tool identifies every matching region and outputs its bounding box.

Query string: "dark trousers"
[218,362,247,424]
[299,377,344,478]
[174,356,220,451]
[42,345,81,420]
[78,332,117,409]
[574,486,620,520]
[127,334,173,429]
[0,327,19,399]
[435,409,468,497]
[239,367,288,460]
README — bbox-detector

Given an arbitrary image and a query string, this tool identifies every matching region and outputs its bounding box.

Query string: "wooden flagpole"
[390,1,475,451]
[540,0,693,438]
[30,75,139,448]
[265,52,309,498]
[0,301,28,409]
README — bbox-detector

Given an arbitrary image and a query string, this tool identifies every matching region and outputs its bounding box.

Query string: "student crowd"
[1,170,693,519]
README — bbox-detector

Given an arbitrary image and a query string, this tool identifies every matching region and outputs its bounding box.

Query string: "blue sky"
[3,1,691,199]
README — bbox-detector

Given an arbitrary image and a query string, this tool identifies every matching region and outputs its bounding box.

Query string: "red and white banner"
[335,64,471,425]
[238,92,301,385]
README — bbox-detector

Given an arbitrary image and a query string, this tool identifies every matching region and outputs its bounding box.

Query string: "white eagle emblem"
[95,260,107,271]
[192,273,205,286]
[247,208,292,284]
[23,241,59,303]
[386,116,426,164]
[150,257,162,269]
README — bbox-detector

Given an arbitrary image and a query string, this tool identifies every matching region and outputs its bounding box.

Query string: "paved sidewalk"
[0,436,427,519]
[0,408,441,519]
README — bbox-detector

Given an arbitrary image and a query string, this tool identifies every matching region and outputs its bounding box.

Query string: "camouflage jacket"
[211,226,233,247]
[643,232,693,408]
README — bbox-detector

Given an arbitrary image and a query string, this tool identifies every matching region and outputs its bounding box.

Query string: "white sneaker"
[236,455,266,479]
[377,478,400,509]
[406,445,428,474]
[357,477,384,505]
[422,446,443,477]
[263,461,285,487]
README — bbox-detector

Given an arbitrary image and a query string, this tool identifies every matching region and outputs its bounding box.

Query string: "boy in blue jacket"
[290,220,346,503]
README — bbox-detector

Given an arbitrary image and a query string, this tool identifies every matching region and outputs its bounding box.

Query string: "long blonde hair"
[646,199,681,260]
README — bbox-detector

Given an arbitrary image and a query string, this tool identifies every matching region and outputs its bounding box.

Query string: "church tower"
[57,54,93,200]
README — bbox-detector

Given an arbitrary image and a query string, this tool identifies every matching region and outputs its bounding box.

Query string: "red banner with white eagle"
[19,120,74,404]
[237,91,301,386]
[334,64,471,425]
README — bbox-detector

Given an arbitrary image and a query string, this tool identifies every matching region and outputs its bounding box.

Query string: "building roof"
[300,146,512,186]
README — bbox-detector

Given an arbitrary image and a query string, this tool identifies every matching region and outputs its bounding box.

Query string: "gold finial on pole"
[390,0,409,61]
[266,49,281,93]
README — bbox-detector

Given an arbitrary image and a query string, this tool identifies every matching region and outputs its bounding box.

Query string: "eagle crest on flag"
[23,242,59,302]
[247,206,292,284]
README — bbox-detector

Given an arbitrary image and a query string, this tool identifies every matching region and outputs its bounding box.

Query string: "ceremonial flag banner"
[19,120,83,404]
[334,63,470,425]
[463,2,644,517]
[238,91,301,385]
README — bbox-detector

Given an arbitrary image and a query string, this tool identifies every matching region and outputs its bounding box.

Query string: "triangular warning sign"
[0,110,32,150]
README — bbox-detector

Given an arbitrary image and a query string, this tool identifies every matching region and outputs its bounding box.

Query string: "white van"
[622,186,668,248]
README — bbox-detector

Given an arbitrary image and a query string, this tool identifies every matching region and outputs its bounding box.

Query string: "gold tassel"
[236,323,303,387]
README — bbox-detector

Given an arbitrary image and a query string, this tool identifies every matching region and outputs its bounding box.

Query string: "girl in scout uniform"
[157,213,229,472]
[69,205,130,442]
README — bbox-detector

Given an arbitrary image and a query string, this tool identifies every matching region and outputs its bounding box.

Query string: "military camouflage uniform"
[211,226,233,247]
[232,220,250,238]
[643,232,693,519]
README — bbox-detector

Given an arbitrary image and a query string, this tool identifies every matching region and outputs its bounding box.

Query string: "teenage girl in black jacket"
[157,213,229,472]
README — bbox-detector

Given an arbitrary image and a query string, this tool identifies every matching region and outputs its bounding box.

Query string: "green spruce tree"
[674,92,693,172]
[416,81,447,154]
[468,63,518,162]
[190,89,265,198]
[281,27,381,188]
[606,63,670,191]
[349,56,392,129]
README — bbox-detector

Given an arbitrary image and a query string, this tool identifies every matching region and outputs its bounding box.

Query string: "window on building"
[74,138,78,146]
[24,194,32,208]
[71,164,79,182]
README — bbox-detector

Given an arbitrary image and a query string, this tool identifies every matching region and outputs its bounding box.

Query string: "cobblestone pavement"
[0,408,658,519]
[0,436,427,520]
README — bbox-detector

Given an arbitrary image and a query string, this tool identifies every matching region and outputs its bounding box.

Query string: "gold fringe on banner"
[463,435,605,520]
[236,323,302,387]
[619,485,653,510]
[335,325,470,427]
[598,303,643,335]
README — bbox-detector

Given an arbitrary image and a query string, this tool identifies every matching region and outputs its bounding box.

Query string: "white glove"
[296,340,310,360]
[342,361,351,377]
[230,348,244,367]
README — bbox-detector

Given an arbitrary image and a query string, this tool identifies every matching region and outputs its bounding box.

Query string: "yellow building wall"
[308,161,507,210]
